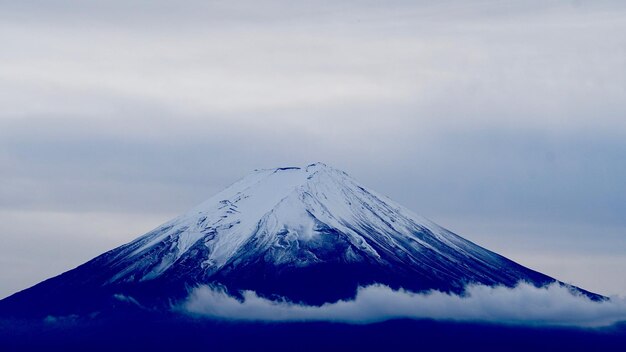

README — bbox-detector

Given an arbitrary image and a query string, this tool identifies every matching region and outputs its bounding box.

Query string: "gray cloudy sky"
[1,0,625,299]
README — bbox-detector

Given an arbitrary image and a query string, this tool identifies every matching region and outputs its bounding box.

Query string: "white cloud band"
[181,282,626,327]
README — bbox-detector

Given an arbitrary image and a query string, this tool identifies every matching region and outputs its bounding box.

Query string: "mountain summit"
[0,163,600,317]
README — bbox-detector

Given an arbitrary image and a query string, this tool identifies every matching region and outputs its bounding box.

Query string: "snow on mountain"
[102,163,518,286]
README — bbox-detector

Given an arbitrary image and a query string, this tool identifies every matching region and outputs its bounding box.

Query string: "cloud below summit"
[182,282,626,327]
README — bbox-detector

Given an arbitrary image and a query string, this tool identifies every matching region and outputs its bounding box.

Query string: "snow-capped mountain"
[0,163,600,317]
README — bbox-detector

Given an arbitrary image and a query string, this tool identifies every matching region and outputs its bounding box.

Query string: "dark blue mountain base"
[0,252,584,319]
[2,314,625,352]
[0,235,601,319]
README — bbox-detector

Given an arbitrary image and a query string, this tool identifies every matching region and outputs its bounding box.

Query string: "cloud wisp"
[181,283,626,327]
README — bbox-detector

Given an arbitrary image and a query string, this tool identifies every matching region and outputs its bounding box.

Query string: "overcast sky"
[1,0,625,299]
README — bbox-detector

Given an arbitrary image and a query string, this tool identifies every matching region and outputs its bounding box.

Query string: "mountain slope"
[0,163,600,317]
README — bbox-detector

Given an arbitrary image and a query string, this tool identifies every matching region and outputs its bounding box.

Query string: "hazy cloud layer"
[1,0,625,298]
[182,283,626,327]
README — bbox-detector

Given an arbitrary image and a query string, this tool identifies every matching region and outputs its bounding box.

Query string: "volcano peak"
[0,163,602,317]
